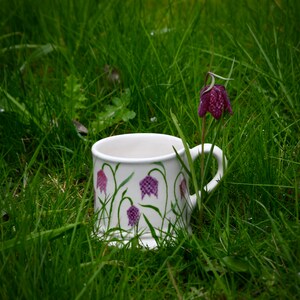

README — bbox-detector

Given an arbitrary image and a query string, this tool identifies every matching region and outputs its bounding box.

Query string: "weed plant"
[0,0,299,299]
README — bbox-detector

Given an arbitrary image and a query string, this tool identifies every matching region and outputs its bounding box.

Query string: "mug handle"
[189,143,226,208]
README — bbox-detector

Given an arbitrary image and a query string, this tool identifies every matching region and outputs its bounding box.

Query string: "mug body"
[92,133,192,248]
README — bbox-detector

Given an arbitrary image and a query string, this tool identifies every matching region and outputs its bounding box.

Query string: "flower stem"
[199,115,206,234]
[202,72,215,94]
[201,115,206,185]
[202,71,233,94]
[208,71,233,82]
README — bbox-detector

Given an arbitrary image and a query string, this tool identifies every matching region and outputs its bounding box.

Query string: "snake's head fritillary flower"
[179,178,187,199]
[97,169,107,194]
[198,84,233,120]
[198,72,233,120]
[127,205,140,226]
[139,175,159,199]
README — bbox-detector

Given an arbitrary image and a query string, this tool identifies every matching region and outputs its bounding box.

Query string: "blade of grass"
[170,111,201,210]
[0,223,85,251]
[192,236,230,297]
[248,25,294,109]
[254,199,293,263]
[0,87,42,131]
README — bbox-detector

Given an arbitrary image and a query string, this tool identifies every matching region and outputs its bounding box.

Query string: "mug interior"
[92,133,185,162]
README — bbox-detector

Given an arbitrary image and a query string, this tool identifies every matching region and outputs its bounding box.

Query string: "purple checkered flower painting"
[179,178,187,199]
[127,205,140,226]
[139,175,158,199]
[97,169,107,194]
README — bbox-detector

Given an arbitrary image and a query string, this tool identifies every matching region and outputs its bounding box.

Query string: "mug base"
[92,227,192,250]
[105,236,160,250]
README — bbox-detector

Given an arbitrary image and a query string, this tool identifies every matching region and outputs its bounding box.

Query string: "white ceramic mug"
[92,133,225,249]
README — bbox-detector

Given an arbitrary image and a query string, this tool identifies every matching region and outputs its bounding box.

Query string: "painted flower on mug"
[97,169,107,194]
[179,178,187,199]
[127,205,140,226]
[139,175,158,199]
[198,84,233,120]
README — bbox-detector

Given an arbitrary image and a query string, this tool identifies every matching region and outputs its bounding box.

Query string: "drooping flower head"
[127,205,140,226]
[97,169,107,194]
[198,72,233,120]
[139,175,159,199]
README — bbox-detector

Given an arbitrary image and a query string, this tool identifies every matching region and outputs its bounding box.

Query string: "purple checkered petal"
[198,88,210,117]
[97,169,107,194]
[222,87,233,115]
[127,205,140,226]
[198,84,233,120]
[139,175,159,199]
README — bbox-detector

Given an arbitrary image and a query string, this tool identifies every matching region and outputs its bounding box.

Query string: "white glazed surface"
[92,133,225,249]
[92,133,185,162]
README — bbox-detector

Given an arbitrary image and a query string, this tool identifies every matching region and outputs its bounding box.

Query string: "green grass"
[1,0,300,298]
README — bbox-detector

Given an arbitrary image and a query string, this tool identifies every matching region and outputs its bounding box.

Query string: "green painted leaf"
[118,172,134,190]
[139,204,162,217]
[143,214,159,243]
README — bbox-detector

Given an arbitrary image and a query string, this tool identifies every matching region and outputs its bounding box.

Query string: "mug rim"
[92,133,186,164]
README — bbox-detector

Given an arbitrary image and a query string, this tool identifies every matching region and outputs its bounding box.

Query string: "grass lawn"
[1,0,299,298]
